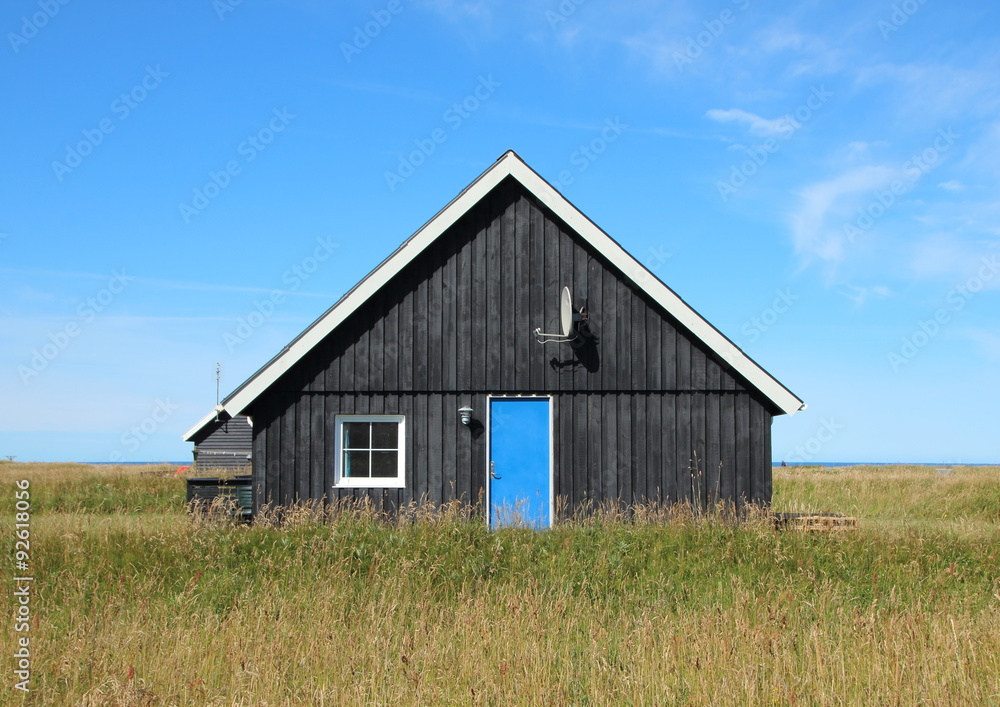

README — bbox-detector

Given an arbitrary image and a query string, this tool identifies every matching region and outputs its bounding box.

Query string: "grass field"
[1,462,998,705]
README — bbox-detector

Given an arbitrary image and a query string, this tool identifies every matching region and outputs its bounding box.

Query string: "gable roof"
[183,151,804,441]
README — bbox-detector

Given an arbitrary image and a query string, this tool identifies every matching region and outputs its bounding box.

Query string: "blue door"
[489,398,551,528]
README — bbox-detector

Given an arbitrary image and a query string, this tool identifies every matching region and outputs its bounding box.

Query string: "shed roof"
[183,151,804,441]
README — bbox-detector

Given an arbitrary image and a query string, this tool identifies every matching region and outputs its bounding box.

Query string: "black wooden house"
[183,152,804,525]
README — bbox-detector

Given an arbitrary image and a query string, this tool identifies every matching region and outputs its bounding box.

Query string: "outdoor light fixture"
[458,407,474,426]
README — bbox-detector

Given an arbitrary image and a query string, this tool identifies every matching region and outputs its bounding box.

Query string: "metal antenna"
[215,362,221,406]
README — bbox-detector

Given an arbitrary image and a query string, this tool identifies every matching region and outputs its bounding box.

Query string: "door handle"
[490,461,501,480]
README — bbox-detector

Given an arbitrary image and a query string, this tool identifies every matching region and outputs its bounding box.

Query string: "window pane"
[371,422,398,449]
[344,450,370,478]
[343,422,370,449]
[370,451,398,478]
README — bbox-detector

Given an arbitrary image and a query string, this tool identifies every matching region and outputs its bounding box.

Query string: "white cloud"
[753,25,844,77]
[844,141,870,159]
[838,141,887,162]
[414,0,510,42]
[420,0,494,20]
[756,27,808,53]
[856,62,1000,125]
[705,108,796,137]
[620,34,689,76]
[788,165,897,263]
[837,283,891,306]
[938,179,965,191]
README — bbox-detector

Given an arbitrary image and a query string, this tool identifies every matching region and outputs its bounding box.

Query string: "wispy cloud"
[908,233,1000,286]
[0,315,248,324]
[0,267,125,283]
[13,286,57,303]
[415,0,508,40]
[419,0,494,20]
[788,165,897,263]
[837,283,891,306]
[957,121,1000,181]
[856,61,1000,125]
[0,268,336,299]
[509,111,718,142]
[504,113,620,133]
[752,24,845,77]
[631,125,724,141]
[705,108,796,138]
[139,276,337,298]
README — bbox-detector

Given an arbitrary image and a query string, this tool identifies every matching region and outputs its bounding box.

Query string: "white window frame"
[333,415,406,489]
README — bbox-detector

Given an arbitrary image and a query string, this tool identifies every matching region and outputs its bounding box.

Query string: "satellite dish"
[560,287,573,337]
[532,285,580,344]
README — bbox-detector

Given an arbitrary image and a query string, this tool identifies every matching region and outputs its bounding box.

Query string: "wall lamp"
[458,407,475,426]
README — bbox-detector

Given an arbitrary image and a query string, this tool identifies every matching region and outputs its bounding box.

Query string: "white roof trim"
[182,405,227,442]
[183,151,803,441]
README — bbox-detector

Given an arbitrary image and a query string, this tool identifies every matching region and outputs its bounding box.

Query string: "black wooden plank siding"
[249,178,774,515]
[251,391,773,513]
[191,415,253,471]
[572,225,590,393]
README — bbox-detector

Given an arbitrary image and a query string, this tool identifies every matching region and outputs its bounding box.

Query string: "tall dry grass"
[1,462,998,705]
[774,464,1000,529]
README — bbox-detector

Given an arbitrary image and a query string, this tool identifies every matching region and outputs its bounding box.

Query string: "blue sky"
[2,0,998,463]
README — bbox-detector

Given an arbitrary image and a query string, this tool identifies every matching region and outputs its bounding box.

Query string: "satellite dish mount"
[533,286,586,344]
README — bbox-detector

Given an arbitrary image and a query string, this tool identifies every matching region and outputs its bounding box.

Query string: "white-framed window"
[333,415,406,488]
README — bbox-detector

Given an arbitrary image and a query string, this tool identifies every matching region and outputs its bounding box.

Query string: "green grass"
[1,462,998,705]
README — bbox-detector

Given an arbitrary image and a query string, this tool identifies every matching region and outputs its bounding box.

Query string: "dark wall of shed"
[191,415,253,471]
[249,178,775,515]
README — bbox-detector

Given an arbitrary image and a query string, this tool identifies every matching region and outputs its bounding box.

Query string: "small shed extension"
[188,414,252,472]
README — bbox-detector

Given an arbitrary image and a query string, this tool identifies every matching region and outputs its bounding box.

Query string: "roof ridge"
[183,152,803,441]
